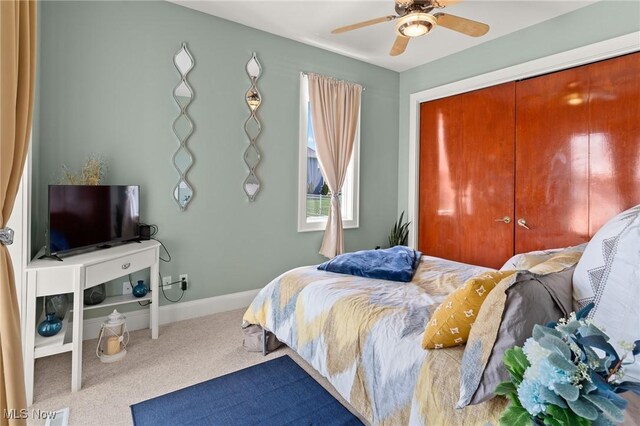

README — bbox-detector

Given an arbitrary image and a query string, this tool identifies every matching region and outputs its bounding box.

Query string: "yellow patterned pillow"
[422,270,515,349]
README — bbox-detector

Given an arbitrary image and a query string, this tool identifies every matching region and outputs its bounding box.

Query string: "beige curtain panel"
[0,0,36,423]
[308,73,362,258]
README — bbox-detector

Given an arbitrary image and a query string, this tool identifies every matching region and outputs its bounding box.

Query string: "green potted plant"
[388,211,410,247]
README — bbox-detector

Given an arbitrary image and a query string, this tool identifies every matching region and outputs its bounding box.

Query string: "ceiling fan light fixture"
[396,12,437,37]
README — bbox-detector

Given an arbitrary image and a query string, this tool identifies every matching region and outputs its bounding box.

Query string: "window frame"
[297,74,360,233]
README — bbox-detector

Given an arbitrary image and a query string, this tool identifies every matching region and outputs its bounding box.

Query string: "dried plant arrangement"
[58,154,107,185]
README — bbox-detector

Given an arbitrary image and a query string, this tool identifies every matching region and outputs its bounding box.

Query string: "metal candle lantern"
[96,309,129,363]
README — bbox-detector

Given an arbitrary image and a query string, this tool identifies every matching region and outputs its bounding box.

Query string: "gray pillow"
[458,266,575,407]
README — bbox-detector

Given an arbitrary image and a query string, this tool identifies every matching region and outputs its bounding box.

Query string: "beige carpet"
[28,308,367,426]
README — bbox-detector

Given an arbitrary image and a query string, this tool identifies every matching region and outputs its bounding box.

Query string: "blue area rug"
[131,355,363,426]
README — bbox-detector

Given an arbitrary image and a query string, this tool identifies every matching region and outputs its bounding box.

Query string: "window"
[297,74,360,232]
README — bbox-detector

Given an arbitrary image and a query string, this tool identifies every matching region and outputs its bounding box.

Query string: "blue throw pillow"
[317,246,422,282]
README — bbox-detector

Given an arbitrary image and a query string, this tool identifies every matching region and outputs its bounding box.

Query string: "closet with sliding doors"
[418,52,640,269]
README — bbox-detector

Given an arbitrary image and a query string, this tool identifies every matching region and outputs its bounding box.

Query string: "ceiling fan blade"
[435,13,489,37]
[331,15,397,34]
[433,0,464,7]
[390,35,410,56]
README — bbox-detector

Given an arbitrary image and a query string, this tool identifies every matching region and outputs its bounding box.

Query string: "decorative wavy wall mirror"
[172,43,195,210]
[243,52,262,201]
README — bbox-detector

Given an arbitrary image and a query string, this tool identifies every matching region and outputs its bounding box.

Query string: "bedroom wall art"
[243,52,262,201]
[172,42,195,210]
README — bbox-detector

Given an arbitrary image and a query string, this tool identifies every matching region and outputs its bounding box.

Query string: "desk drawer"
[33,268,75,297]
[85,249,156,288]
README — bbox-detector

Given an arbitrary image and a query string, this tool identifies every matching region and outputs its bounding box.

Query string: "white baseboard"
[81,288,261,340]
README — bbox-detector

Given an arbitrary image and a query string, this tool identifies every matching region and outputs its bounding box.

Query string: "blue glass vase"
[132,280,148,298]
[38,313,62,337]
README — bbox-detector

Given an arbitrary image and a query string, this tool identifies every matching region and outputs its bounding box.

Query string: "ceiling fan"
[331,0,489,56]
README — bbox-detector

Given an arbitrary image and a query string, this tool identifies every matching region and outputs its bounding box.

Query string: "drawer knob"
[122,263,131,270]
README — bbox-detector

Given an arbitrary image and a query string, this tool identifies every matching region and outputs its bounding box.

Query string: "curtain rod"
[300,72,366,91]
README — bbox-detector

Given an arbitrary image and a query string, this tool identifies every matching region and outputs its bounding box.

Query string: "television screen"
[48,185,140,255]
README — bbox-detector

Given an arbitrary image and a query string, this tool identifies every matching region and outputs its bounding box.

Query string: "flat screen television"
[47,185,140,257]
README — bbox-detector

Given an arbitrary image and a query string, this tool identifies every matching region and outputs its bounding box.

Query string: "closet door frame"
[407,32,640,248]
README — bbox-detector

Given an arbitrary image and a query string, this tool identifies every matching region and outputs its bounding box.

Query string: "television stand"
[23,240,161,405]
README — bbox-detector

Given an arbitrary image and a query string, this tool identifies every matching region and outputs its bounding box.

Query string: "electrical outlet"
[179,274,188,290]
[162,276,173,289]
[122,281,133,295]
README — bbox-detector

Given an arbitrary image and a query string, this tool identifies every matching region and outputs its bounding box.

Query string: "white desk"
[23,240,160,405]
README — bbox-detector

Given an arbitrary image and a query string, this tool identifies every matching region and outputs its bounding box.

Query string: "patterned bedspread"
[243,255,507,425]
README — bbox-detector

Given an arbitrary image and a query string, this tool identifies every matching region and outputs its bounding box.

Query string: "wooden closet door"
[515,69,590,253]
[419,82,515,269]
[588,52,640,234]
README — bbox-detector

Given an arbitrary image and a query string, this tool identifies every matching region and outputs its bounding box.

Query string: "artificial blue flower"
[523,338,551,366]
[537,358,572,390]
[525,355,573,390]
[517,379,548,416]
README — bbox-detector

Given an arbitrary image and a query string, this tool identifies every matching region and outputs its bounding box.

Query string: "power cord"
[139,223,169,261]
[144,225,185,303]
[122,224,185,304]
[154,237,171,262]
[159,272,185,303]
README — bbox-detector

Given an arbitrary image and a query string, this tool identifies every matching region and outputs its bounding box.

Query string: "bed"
[244,203,640,425]
[242,255,508,425]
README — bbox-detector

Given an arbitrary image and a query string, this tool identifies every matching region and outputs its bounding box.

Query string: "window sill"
[297,220,359,233]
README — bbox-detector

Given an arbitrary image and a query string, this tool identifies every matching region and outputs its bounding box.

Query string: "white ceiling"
[169,1,597,72]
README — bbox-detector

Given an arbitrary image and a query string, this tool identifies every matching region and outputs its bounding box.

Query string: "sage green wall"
[34,1,399,316]
[397,0,640,214]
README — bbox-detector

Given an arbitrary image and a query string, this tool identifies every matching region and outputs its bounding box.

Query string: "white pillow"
[573,205,640,380]
[500,244,587,271]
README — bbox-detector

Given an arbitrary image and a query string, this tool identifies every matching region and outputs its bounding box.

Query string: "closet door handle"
[494,216,511,224]
[517,219,531,230]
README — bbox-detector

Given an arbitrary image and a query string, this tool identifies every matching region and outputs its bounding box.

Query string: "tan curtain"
[307,73,362,258]
[0,0,36,422]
